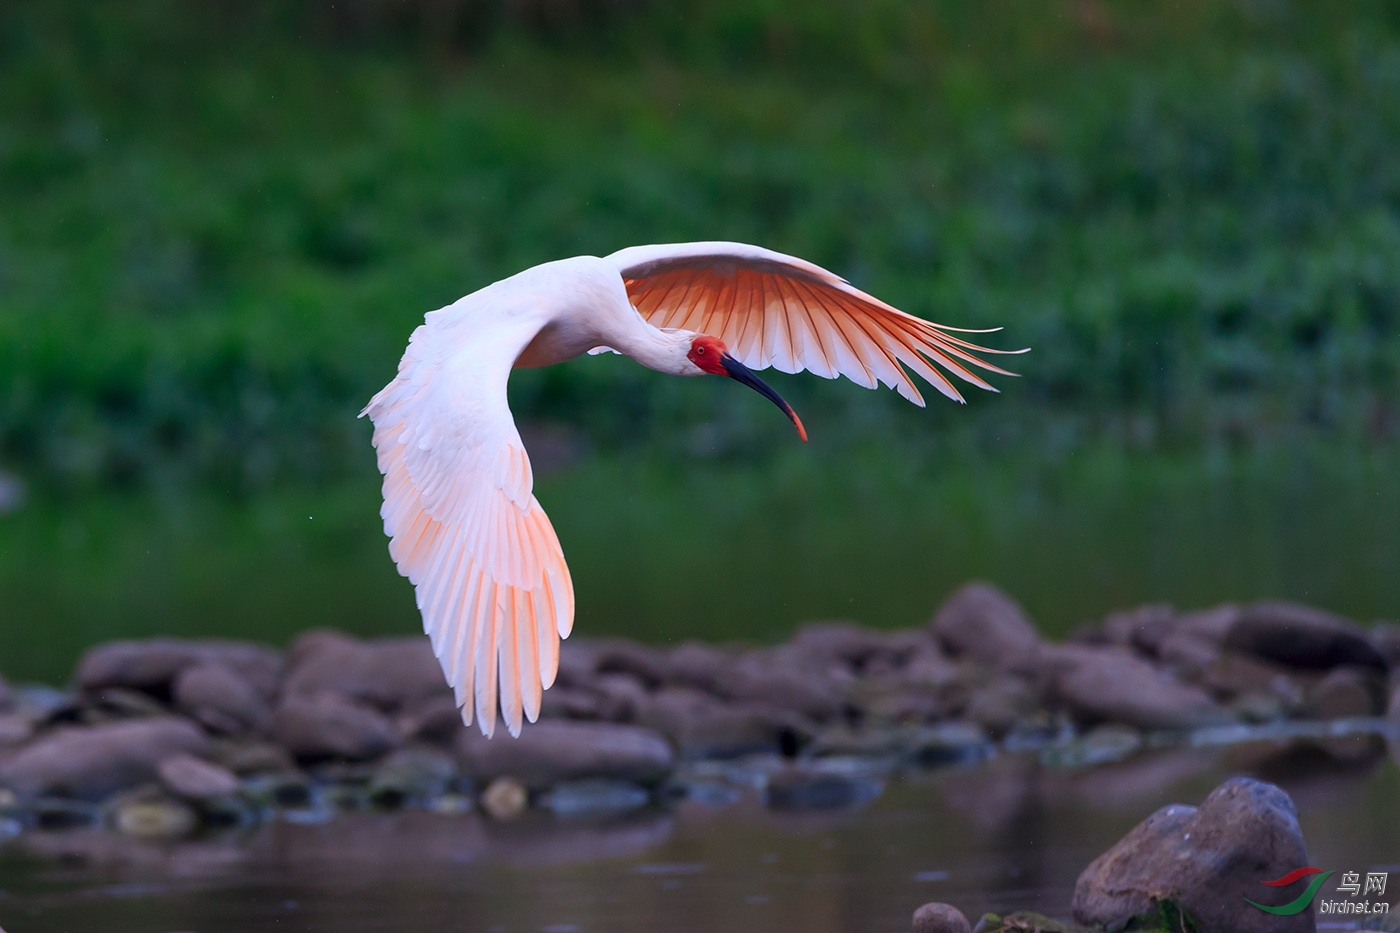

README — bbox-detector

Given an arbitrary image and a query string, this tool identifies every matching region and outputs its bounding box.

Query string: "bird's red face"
[687,334,808,442]
[686,335,730,375]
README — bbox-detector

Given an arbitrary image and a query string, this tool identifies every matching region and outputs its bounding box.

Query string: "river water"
[3,740,1397,932]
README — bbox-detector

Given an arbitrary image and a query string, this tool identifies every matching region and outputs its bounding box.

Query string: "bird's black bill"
[720,352,808,442]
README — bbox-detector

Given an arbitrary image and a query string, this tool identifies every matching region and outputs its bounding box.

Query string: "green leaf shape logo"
[1245,870,1334,916]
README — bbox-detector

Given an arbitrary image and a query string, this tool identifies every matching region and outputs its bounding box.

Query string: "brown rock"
[635,687,797,759]
[665,641,732,692]
[1198,652,1306,708]
[157,753,240,800]
[456,720,673,790]
[912,902,971,933]
[1046,647,1229,731]
[930,582,1040,672]
[1101,604,1176,655]
[209,740,296,776]
[78,638,282,700]
[1302,667,1383,719]
[270,692,401,762]
[789,621,888,671]
[283,630,448,712]
[591,639,670,688]
[0,712,35,746]
[174,663,270,735]
[0,717,209,801]
[708,650,841,721]
[1073,777,1313,933]
[1225,601,1386,672]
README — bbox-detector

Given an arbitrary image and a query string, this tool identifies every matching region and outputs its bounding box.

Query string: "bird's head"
[686,334,807,442]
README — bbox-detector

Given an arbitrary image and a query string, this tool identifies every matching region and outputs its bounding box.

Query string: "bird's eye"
[696,346,705,354]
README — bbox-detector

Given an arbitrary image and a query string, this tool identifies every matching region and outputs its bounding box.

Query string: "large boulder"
[1073,777,1313,933]
[173,663,271,734]
[1224,601,1386,672]
[77,639,283,700]
[0,718,209,801]
[282,630,449,713]
[270,692,401,762]
[1045,646,1228,731]
[911,902,972,933]
[930,582,1040,672]
[456,720,673,790]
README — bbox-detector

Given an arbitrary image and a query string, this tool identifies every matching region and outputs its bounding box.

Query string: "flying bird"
[363,241,1023,737]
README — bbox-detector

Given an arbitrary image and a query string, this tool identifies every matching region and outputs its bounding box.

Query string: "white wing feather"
[362,301,573,738]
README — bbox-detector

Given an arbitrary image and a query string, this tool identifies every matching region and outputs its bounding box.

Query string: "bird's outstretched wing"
[362,311,573,738]
[607,241,1024,405]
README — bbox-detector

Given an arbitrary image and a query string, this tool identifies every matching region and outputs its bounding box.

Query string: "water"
[1,441,1397,685]
[2,743,1398,932]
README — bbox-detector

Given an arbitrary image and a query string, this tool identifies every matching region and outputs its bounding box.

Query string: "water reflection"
[1,744,1396,933]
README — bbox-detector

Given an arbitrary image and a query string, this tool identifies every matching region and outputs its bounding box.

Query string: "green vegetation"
[2,0,1398,492]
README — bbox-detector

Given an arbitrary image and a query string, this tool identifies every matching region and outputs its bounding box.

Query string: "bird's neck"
[611,324,697,377]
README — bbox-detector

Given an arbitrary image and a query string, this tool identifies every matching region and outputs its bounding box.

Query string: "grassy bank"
[2,0,1399,493]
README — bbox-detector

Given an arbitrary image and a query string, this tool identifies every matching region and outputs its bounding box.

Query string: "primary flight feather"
[363,241,1023,737]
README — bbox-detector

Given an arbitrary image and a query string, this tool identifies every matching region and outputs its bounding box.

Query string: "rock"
[540,779,650,817]
[592,674,650,722]
[173,663,270,735]
[0,712,35,746]
[270,693,401,762]
[665,641,733,691]
[1303,667,1383,719]
[1224,601,1387,672]
[397,694,466,740]
[24,797,102,830]
[765,767,881,811]
[710,650,842,721]
[84,686,172,719]
[1073,777,1313,933]
[1045,647,1229,731]
[789,621,888,671]
[909,722,995,768]
[1041,724,1143,769]
[912,902,971,933]
[457,720,673,790]
[157,753,240,800]
[480,776,528,821]
[210,740,296,776]
[367,746,458,808]
[1372,623,1400,668]
[592,640,671,688]
[964,677,1038,738]
[283,630,448,712]
[110,797,198,839]
[1197,651,1306,708]
[931,582,1040,673]
[0,717,209,801]
[1101,604,1176,656]
[78,638,282,700]
[0,673,10,710]
[1390,686,1400,724]
[635,687,799,759]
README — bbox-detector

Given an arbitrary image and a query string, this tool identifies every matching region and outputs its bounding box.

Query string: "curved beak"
[719,353,808,443]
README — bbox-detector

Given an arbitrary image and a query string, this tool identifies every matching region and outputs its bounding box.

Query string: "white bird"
[362,241,1023,737]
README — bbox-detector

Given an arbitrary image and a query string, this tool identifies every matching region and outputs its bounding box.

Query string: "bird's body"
[364,241,1021,737]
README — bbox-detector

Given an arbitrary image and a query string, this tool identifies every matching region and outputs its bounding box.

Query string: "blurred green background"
[1,0,1397,684]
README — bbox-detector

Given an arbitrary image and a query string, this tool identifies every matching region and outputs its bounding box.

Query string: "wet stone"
[111,798,198,839]
[909,722,995,768]
[26,797,102,831]
[367,746,459,808]
[157,753,240,800]
[174,662,270,735]
[480,776,528,821]
[1303,667,1383,719]
[459,720,674,789]
[764,767,882,811]
[540,779,650,817]
[1073,777,1312,933]
[912,902,972,933]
